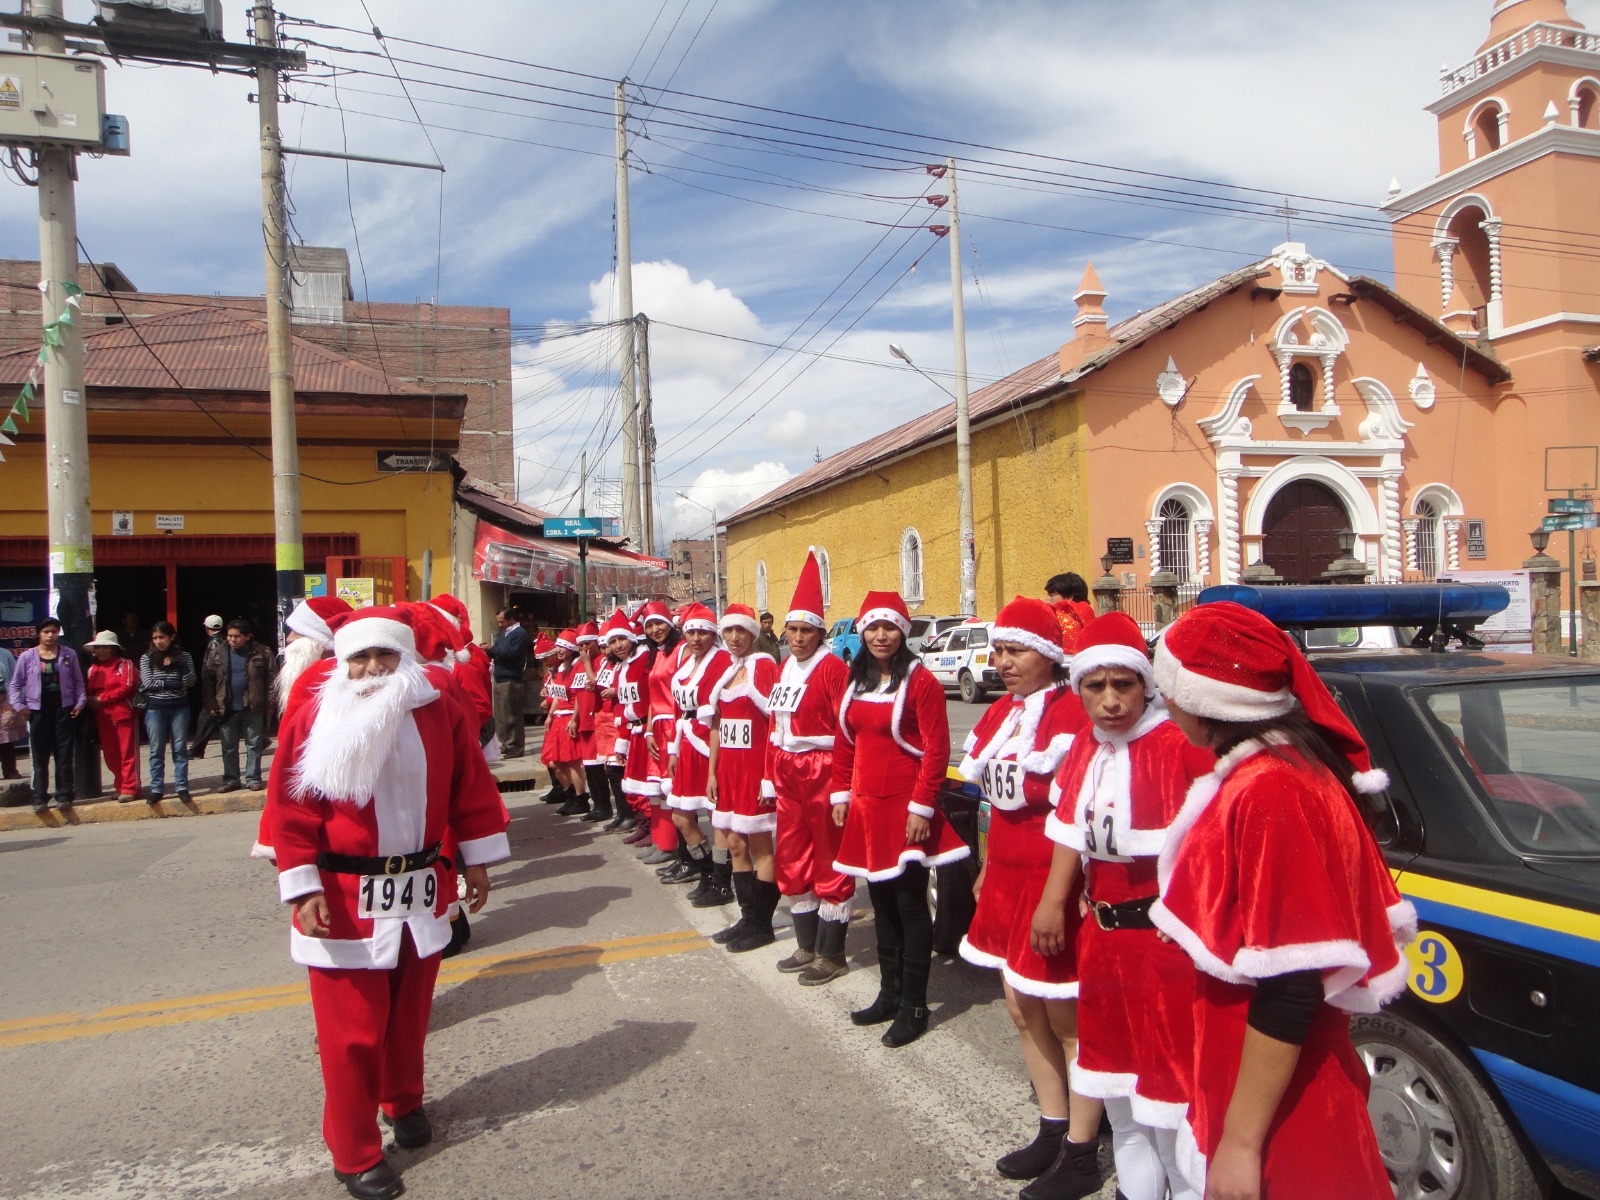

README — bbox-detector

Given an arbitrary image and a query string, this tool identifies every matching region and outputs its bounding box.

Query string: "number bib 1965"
[617,681,641,706]
[673,684,699,713]
[767,682,806,713]
[719,718,754,749]
[980,760,1024,807]
[358,867,438,920]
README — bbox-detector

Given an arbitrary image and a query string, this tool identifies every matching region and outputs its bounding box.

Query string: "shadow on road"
[0,835,70,854]
[469,884,632,948]
[428,952,601,1032]
[493,852,608,890]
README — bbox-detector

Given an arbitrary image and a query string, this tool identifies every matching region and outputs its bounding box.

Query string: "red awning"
[472,518,667,595]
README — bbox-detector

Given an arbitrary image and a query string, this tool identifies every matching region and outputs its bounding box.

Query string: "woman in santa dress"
[661,604,732,889]
[1032,612,1215,1200]
[542,631,587,813]
[561,622,609,821]
[952,598,1096,1191]
[1151,601,1415,1200]
[618,605,669,843]
[632,603,685,863]
[705,603,781,946]
[830,591,969,1049]
[597,610,644,833]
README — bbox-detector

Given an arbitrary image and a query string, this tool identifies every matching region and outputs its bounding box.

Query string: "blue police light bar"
[1195,583,1510,628]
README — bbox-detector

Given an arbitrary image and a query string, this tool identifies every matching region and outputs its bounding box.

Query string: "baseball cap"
[203,614,224,630]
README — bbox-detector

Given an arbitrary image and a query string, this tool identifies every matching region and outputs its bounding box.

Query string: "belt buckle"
[1091,900,1116,932]
[384,854,406,876]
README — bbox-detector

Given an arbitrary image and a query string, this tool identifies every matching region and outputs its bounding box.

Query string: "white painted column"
[1442,518,1463,572]
[1380,475,1403,582]
[1145,520,1164,575]
[1218,473,1242,583]
[1193,519,1214,583]
[1433,238,1458,314]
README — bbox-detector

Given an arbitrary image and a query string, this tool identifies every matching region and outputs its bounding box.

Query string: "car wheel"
[1352,1011,1546,1200]
[929,856,978,956]
[958,669,983,704]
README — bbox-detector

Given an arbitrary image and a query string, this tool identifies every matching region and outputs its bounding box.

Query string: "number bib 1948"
[358,867,438,920]
[980,760,1024,808]
[618,681,641,706]
[673,684,699,713]
[719,718,754,749]
[768,682,806,713]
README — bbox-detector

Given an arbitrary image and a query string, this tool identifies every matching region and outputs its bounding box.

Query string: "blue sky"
[6,0,1597,541]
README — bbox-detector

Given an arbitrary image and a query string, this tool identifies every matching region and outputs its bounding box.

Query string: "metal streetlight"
[675,492,721,612]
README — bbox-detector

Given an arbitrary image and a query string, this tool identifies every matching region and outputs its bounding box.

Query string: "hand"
[973,864,986,902]
[668,755,678,777]
[566,717,577,738]
[831,802,849,828]
[1030,900,1067,957]
[462,864,492,914]
[706,777,718,805]
[601,687,617,700]
[1079,894,1089,918]
[1204,1134,1263,1200]
[295,892,331,937]
[905,812,931,844]
[71,704,84,717]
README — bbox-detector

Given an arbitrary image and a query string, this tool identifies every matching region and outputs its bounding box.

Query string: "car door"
[932,629,968,686]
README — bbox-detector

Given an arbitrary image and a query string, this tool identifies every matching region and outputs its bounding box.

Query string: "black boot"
[727,878,780,952]
[441,909,472,960]
[661,840,707,884]
[797,915,850,986]
[712,871,755,944]
[881,954,930,1047]
[557,784,590,815]
[1017,1132,1102,1200]
[997,1116,1071,1180]
[686,850,720,903]
[691,856,733,907]
[656,841,689,876]
[776,908,820,972]
[541,780,569,805]
[581,766,613,822]
[850,947,902,1026]
[603,769,631,830]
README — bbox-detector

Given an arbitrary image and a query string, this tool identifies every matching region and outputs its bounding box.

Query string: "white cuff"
[760,779,776,799]
[458,831,511,867]
[278,863,323,904]
[907,801,936,819]
[830,791,851,805]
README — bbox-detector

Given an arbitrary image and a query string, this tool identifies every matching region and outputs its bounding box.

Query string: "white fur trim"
[681,616,717,633]
[818,898,853,922]
[1045,811,1086,850]
[1070,643,1154,695]
[760,778,776,799]
[286,606,335,650]
[830,791,851,805]
[277,863,323,903]
[620,778,661,796]
[1004,969,1079,1000]
[667,792,713,812]
[961,686,1060,783]
[1353,767,1390,795]
[289,908,451,970]
[1068,1058,1139,1101]
[458,831,510,867]
[1152,639,1293,720]
[786,891,820,914]
[250,840,276,862]
[720,612,760,636]
[428,603,461,630]
[1128,1093,1188,1132]
[786,607,825,629]
[989,625,1067,664]
[856,607,911,636]
[889,661,925,759]
[833,842,970,881]
[957,937,1008,970]
[1019,732,1076,777]
[907,801,936,819]
[1176,1118,1207,1200]
[1066,706,1171,864]
[724,811,777,834]
[333,616,416,663]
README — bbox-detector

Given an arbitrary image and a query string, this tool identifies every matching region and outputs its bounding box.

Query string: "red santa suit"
[427,595,493,730]
[765,646,852,909]
[86,650,141,797]
[267,608,510,1179]
[666,639,733,812]
[593,654,622,762]
[573,623,602,767]
[543,633,579,763]
[709,651,779,833]
[644,625,687,851]
[615,644,655,818]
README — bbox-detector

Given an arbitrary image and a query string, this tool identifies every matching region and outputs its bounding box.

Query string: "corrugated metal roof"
[0,306,425,395]
[455,476,669,570]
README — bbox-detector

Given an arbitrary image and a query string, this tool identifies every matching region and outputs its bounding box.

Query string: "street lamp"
[675,491,721,612]
[888,342,975,616]
[1529,527,1552,555]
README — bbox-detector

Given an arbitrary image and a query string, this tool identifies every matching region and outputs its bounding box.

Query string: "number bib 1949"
[767,682,806,713]
[719,718,754,749]
[673,684,699,713]
[358,867,438,920]
[617,681,641,706]
[980,760,1024,807]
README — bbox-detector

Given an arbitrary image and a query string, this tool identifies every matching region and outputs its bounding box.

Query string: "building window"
[1578,86,1598,129]
[1289,362,1316,411]
[900,528,924,602]
[815,546,831,610]
[1158,499,1192,580]
[1415,498,1440,580]
[1473,103,1503,153]
[755,560,768,613]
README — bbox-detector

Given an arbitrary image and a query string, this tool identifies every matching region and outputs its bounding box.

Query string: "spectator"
[84,630,143,802]
[1045,572,1095,655]
[755,611,784,661]
[0,645,25,779]
[115,610,149,660]
[142,621,197,803]
[202,617,274,792]
[484,607,531,758]
[5,618,84,813]
[189,615,226,759]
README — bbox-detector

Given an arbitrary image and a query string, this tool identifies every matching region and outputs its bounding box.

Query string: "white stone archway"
[1242,457,1388,577]
[1145,482,1215,582]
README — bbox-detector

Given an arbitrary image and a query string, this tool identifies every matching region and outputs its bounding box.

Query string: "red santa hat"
[601,609,641,643]
[332,605,417,663]
[555,627,580,653]
[990,596,1069,664]
[719,602,760,637]
[285,595,352,651]
[534,632,558,659]
[429,593,473,639]
[637,600,674,628]
[1154,601,1388,794]
[401,601,463,665]
[679,603,718,634]
[672,604,692,627]
[576,620,601,645]
[786,551,827,630]
[855,590,911,637]
[1069,611,1154,696]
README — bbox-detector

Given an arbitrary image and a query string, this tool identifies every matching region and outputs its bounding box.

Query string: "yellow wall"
[725,396,1089,622]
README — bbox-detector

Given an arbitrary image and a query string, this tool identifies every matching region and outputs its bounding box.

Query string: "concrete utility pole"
[254,0,304,635]
[947,158,977,617]
[615,82,643,551]
[637,314,657,558]
[578,450,589,621]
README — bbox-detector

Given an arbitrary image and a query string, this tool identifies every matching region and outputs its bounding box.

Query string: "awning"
[472,518,667,595]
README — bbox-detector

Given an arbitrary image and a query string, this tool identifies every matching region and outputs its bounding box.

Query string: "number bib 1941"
[980,760,1024,808]
[358,868,438,920]
[719,718,754,748]
[673,684,699,713]
[768,682,806,713]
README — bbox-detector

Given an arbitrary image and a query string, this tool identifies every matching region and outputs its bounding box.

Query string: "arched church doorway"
[1260,479,1350,584]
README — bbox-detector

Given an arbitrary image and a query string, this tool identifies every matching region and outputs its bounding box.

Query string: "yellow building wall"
[725,396,1089,623]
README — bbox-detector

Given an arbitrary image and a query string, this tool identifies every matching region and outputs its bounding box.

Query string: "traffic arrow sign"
[1548,497,1596,515]
[542,517,603,538]
[1541,513,1598,531]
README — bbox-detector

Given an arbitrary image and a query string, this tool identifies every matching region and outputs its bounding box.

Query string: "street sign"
[542,517,604,539]
[155,513,184,531]
[1548,497,1596,515]
[375,451,450,473]
[1540,514,1598,532]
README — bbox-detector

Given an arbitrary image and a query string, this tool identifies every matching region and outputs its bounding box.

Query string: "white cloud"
[670,463,793,537]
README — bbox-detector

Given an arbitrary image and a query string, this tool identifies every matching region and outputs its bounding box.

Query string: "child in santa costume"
[952,597,1096,1192]
[560,621,607,819]
[662,604,731,889]
[1034,611,1215,1200]
[616,606,667,841]
[594,610,641,830]
[543,630,589,813]
[630,603,686,860]
[704,603,781,941]
[763,552,853,985]
[830,591,969,1048]
[1151,601,1415,1200]
[266,605,509,1200]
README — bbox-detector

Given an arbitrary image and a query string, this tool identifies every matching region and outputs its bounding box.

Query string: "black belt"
[318,843,443,876]
[1087,895,1157,932]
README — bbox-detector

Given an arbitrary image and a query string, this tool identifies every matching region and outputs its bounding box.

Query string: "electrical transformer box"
[0,52,107,149]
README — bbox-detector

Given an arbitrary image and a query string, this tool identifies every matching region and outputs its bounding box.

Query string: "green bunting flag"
[54,307,72,327]
[1,415,16,436]
[61,281,82,297]
[14,395,28,421]
[40,324,61,348]
[19,381,32,401]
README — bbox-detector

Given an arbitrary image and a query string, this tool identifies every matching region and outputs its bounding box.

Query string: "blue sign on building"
[542,517,604,539]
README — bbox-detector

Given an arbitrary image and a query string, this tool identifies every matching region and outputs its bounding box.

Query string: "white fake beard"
[291,657,435,805]
[274,636,327,716]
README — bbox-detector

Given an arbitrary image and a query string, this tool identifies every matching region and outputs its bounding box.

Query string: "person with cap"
[84,630,143,802]
[140,621,197,804]
[1028,611,1215,1200]
[703,602,780,935]
[951,598,1094,1191]
[831,591,969,1048]
[661,603,731,887]
[632,602,686,862]
[188,615,226,760]
[596,610,643,829]
[6,618,85,814]
[1149,602,1415,1200]
[560,622,606,818]
[484,607,531,759]
[763,551,852,983]
[201,618,275,793]
[541,630,588,813]
[266,604,511,1200]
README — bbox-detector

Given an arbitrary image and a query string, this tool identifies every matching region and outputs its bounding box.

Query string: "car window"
[909,619,931,638]
[947,630,968,652]
[925,631,951,654]
[1420,679,1600,856]
[830,620,852,639]
[969,627,988,648]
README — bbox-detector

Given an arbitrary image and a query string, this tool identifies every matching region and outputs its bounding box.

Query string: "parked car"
[920,620,998,703]
[908,614,966,654]
[824,617,861,664]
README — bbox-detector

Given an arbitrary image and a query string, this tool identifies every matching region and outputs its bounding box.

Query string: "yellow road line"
[1,929,708,1050]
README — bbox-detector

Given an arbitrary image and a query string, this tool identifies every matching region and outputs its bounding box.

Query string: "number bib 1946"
[768,682,806,713]
[719,718,754,749]
[673,684,699,713]
[618,681,641,706]
[980,760,1024,807]
[358,867,438,920]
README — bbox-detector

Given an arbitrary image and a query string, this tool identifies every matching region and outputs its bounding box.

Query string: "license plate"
[357,867,438,920]
[673,684,699,712]
[719,718,754,748]
[618,682,641,705]
[980,760,1023,806]
[768,682,805,713]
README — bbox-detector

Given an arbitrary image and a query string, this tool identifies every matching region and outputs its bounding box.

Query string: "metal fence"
[1120,582,1204,636]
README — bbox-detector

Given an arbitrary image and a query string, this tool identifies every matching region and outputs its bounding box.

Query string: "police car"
[920,619,1000,703]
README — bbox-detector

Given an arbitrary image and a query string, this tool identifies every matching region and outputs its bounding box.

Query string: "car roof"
[1308,648,1600,684]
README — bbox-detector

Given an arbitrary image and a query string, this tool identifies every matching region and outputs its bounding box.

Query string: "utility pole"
[615,82,643,551]
[711,505,721,613]
[947,157,977,617]
[637,314,656,558]
[254,1,304,638]
[578,450,589,622]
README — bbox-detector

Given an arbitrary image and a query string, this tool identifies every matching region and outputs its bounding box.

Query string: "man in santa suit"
[274,595,354,719]
[267,606,510,1200]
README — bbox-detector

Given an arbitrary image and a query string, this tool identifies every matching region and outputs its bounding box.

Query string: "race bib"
[673,683,699,712]
[768,682,806,713]
[980,760,1024,807]
[546,683,569,702]
[618,681,641,706]
[571,672,590,689]
[719,718,754,749]
[595,666,616,688]
[357,868,438,920]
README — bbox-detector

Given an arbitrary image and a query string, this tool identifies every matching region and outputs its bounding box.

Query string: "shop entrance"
[177,564,279,651]
[94,565,168,650]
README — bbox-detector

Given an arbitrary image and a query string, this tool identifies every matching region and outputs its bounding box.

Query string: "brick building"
[667,535,727,607]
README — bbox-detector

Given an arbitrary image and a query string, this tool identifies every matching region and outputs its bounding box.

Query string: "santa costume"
[593,610,641,829]
[84,635,142,799]
[662,604,731,886]
[641,602,687,854]
[831,591,968,1048]
[266,606,509,1197]
[559,622,604,818]
[611,611,657,833]
[427,594,494,735]
[1044,611,1214,1200]
[1151,601,1415,1200]
[763,552,853,984]
[542,630,581,767]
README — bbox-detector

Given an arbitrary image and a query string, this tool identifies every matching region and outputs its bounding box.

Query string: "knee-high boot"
[727,878,779,952]
[881,953,930,1047]
[713,871,755,944]
[776,908,819,972]
[850,947,902,1026]
[581,765,613,822]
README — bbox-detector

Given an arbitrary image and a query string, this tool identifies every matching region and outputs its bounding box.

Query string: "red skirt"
[959,804,1080,998]
[712,744,777,834]
[668,739,713,811]
[621,724,658,798]
[833,791,970,881]
[543,711,578,762]
[594,709,620,760]
[577,727,599,766]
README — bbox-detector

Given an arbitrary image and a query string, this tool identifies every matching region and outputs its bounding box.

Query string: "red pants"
[772,749,854,906]
[93,706,141,796]
[306,929,442,1174]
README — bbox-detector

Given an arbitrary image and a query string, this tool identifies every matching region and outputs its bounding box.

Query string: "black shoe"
[1018,1133,1102,1200]
[689,856,730,906]
[557,795,589,816]
[334,1159,404,1200]
[602,807,629,831]
[384,1106,432,1150]
[881,1003,929,1047]
[727,878,780,952]
[441,910,471,960]
[540,783,570,805]
[30,802,47,815]
[659,858,698,884]
[850,947,902,1026]
[997,1117,1071,1180]
[177,791,193,803]
[217,782,241,794]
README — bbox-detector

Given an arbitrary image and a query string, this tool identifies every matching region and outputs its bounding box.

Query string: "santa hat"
[671,604,692,627]
[855,591,911,637]
[555,628,580,653]
[285,595,352,651]
[990,596,1068,664]
[402,601,463,665]
[637,600,674,628]
[679,603,718,634]
[534,633,557,659]
[332,605,417,663]
[429,593,472,637]
[601,609,641,643]
[1154,601,1388,794]
[576,621,600,645]
[1069,611,1154,697]
[786,551,827,629]
[719,603,760,637]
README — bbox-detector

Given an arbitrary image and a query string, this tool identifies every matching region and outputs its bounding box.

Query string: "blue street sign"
[1548,497,1596,515]
[1541,513,1598,532]
[542,517,604,538]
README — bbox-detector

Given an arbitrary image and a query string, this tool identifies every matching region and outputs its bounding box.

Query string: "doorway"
[177,565,280,652]
[1260,479,1351,584]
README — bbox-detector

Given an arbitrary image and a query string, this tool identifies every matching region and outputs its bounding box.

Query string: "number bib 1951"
[358,868,438,920]
[673,684,699,713]
[768,682,806,713]
[719,718,754,749]
[618,681,641,706]
[980,760,1024,807]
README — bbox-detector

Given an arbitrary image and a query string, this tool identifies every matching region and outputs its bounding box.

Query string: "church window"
[1289,362,1316,411]
[899,528,924,602]
[1414,499,1440,580]
[1474,104,1503,153]
[1578,86,1598,130]
[1158,499,1192,580]
[755,560,768,613]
